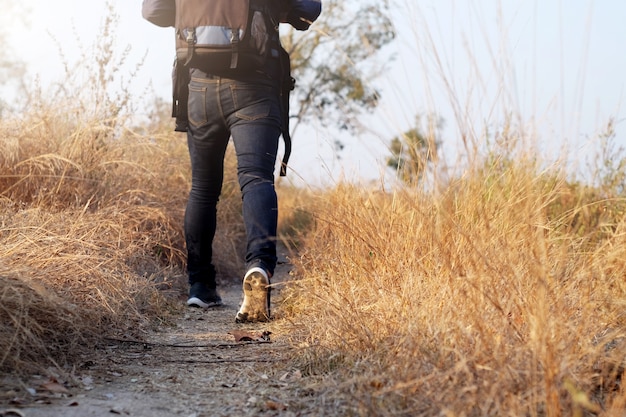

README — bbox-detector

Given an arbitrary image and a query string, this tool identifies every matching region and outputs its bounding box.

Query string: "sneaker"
[187,282,223,308]
[235,267,271,323]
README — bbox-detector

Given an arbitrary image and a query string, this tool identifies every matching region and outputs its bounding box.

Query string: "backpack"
[143,0,322,175]
[174,0,283,72]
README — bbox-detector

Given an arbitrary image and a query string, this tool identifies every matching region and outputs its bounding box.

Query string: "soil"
[0,252,342,417]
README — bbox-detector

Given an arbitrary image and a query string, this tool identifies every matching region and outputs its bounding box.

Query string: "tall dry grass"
[0,103,246,377]
[0,104,190,373]
[2,4,624,416]
[281,150,626,415]
[276,3,626,415]
[0,4,246,375]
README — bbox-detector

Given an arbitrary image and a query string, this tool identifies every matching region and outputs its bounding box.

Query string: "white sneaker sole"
[235,267,270,323]
[187,297,222,309]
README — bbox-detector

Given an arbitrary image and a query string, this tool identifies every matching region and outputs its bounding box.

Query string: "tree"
[387,115,442,184]
[281,0,396,135]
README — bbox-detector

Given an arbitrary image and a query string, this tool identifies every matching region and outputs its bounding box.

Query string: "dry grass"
[0,95,246,378]
[281,155,626,416]
[2,4,625,415]
[277,184,316,252]
[0,3,253,376]
[274,3,626,415]
[0,108,185,373]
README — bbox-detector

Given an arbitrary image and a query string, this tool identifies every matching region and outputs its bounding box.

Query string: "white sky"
[6,0,626,186]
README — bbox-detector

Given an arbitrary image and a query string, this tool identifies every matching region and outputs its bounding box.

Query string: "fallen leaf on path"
[266,400,288,411]
[369,379,385,389]
[229,330,272,343]
[39,378,70,394]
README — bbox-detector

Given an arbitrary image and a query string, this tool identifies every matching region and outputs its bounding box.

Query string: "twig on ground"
[103,337,272,349]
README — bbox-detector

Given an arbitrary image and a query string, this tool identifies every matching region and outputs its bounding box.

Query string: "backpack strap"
[280,117,292,176]
[184,28,196,66]
[279,46,295,176]
[230,29,240,69]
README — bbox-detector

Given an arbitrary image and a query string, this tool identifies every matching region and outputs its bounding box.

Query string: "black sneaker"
[235,267,271,323]
[187,282,223,308]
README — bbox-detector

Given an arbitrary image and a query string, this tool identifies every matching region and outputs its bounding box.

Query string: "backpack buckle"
[185,28,196,66]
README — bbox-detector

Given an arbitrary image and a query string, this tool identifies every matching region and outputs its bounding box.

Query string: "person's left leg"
[185,73,231,308]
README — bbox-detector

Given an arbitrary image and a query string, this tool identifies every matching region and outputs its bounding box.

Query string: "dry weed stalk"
[0,0,249,376]
[0,126,186,373]
[283,156,626,416]
[0,96,252,375]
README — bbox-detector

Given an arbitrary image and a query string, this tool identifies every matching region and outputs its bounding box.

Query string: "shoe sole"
[235,267,270,323]
[187,297,223,309]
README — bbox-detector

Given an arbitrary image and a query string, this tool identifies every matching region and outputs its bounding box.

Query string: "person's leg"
[224,80,282,321]
[232,121,280,322]
[235,130,280,276]
[185,73,230,307]
[229,86,282,277]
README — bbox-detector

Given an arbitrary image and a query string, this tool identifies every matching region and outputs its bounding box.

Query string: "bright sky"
[6,0,626,186]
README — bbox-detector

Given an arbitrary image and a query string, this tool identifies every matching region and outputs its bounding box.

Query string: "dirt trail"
[2,253,335,417]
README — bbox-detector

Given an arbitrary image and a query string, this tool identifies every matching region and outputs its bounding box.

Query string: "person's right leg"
[225,79,282,322]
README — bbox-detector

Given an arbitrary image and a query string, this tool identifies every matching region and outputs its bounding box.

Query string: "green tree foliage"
[281,0,396,134]
[387,115,442,184]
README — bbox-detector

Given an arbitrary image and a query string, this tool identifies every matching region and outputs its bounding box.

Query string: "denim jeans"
[184,68,282,288]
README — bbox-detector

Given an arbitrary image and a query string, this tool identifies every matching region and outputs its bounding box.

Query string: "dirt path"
[2,254,338,417]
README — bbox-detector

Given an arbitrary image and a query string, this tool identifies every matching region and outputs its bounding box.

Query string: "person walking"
[142,0,321,322]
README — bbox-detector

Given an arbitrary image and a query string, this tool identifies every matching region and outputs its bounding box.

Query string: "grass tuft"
[281,154,626,415]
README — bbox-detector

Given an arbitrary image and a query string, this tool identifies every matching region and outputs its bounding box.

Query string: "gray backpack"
[143,0,322,176]
[174,0,283,71]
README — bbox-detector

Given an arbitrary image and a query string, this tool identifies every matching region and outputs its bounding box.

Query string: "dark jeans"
[184,68,282,288]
